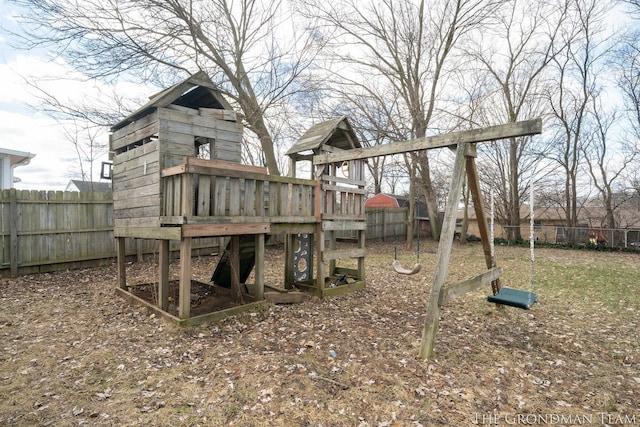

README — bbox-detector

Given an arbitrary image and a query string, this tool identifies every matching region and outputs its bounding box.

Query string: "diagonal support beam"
[313,118,542,165]
[438,267,502,306]
[418,141,468,359]
[466,156,501,295]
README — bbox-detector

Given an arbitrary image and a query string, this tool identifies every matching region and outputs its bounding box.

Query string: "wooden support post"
[9,189,18,278]
[466,155,500,295]
[158,239,170,311]
[308,233,315,283]
[229,236,243,303]
[136,239,144,263]
[289,157,297,178]
[179,170,194,319]
[316,222,325,296]
[314,180,325,295]
[328,229,336,276]
[418,141,468,359]
[466,156,492,269]
[116,237,127,289]
[358,227,366,282]
[178,237,192,319]
[284,233,295,289]
[255,234,265,301]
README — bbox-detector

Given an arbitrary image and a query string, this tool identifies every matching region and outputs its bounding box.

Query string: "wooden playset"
[110,72,366,326]
[110,71,541,358]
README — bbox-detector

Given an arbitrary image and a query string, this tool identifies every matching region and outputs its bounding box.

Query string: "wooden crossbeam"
[322,248,366,261]
[438,267,502,306]
[182,223,270,237]
[313,118,542,165]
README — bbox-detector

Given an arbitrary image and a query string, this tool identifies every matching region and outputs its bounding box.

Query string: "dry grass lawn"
[1,241,639,426]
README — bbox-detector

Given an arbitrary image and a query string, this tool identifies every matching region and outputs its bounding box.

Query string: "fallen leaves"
[0,242,639,425]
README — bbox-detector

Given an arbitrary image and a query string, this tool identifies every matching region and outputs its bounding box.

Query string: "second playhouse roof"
[286,116,361,156]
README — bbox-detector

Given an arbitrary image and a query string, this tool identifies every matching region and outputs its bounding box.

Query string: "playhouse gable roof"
[286,116,361,156]
[111,71,231,131]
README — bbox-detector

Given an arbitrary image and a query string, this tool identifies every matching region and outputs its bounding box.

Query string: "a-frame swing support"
[314,118,542,360]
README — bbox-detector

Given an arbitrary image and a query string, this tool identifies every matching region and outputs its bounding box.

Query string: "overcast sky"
[0,2,153,191]
[1,1,635,193]
[1,4,75,190]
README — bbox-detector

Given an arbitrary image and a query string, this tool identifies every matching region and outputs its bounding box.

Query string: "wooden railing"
[320,173,366,218]
[161,158,318,226]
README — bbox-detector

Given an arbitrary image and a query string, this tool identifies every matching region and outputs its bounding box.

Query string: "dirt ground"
[1,241,639,426]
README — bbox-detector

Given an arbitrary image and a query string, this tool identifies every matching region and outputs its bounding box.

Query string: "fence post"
[117,237,127,289]
[381,210,386,242]
[136,239,143,262]
[9,189,18,278]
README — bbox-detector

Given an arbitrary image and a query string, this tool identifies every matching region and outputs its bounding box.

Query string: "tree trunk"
[508,137,522,241]
[236,79,281,176]
[460,182,470,244]
[565,169,578,244]
[251,115,280,176]
[406,159,416,249]
[417,154,441,241]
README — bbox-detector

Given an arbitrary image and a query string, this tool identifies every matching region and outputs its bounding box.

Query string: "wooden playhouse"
[109,72,367,325]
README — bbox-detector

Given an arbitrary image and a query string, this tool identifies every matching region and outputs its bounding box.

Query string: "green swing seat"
[487,287,536,309]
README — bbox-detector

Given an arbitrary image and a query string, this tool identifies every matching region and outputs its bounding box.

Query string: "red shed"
[365,193,400,208]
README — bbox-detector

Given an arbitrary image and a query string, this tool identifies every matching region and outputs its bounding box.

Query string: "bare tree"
[14,75,126,182]
[10,0,321,175]
[62,120,109,188]
[466,0,569,241]
[617,50,640,137]
[296,0,501,243]
[613,9,640,138]
[582,98,639,229]
[325,89,401,195]
[546,0,611,243]
[611,2,640,210]
[621,0,640,13]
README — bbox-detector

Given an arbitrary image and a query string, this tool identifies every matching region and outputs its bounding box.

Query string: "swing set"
[389,158,537,310]
[313,118,543,358]
[393,185,538,310]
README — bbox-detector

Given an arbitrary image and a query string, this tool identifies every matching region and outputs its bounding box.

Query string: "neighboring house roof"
[0,148,36,167]
[458,204,640,229]
[66,180,112,193]
[286,116,361,156]
[0,148,36,189]
[111,71,231,132]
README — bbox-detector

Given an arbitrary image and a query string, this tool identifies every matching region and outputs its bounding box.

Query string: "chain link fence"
[498,225,640,249]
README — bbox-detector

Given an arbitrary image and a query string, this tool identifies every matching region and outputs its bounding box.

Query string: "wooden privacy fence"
[0,189,219,277]
[335,207,409,241]
[0,188,411,277]
[365,207,409,240]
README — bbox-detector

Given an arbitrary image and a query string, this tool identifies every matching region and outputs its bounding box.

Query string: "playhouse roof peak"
[286,116,361,157]
[111,71,231,132]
